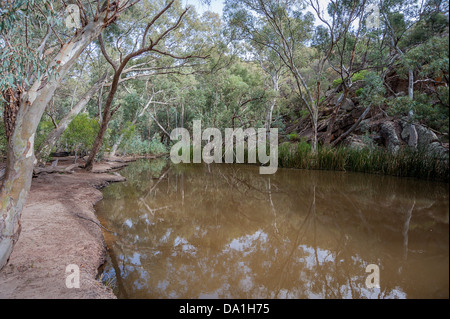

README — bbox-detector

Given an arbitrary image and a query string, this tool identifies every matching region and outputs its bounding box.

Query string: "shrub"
[0,121,8,157]
[287,133,300,141]
[332,70,370,88]
[120,134,168,156]
[60,113,99,155]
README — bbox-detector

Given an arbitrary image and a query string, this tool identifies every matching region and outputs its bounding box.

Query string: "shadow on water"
[95,159,449,299]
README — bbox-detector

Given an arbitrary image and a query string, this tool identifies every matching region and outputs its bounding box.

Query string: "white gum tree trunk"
[0,15,109,270]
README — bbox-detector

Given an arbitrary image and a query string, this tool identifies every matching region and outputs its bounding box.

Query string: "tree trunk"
[0,14,109,270]
[2,89,21,142]
[110,133,124,157]
[110,117,137,157]
[84,65,123,171]
[84,111,112,171]
[265,102,274,139]
[36,73,108,162]
[324,89,349,145]
[407,69,418,148]
[408,69,414,100]
[312,119,318,152]
[0,99,36,268]
[310,107,319,152]
[265,75,279,140]
[181,101,184,129]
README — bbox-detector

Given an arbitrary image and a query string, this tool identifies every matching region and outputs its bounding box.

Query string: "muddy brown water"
[95,159,449,299]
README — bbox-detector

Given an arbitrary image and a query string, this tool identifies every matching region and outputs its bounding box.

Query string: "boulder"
[400,122,410,141]
[428,142,449,158]
[415,124,439,148]
[358,119,371,134]
[345,134,373,150]
[341,98,356,111]
[380,121,401,153]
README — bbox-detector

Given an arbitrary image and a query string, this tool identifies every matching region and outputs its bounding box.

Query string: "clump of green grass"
[279,141,449,181]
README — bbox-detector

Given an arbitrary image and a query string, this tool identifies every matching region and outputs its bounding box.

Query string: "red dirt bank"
[0,157,135,299]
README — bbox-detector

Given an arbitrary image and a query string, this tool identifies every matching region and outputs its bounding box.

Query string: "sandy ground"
[0,157,137,299]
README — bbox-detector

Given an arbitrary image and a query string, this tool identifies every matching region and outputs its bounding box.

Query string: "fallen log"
[33,164,81,177]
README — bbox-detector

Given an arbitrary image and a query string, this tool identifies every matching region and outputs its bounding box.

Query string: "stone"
[408,124,418,148]
[341,98,356,111]
[380,121,401,153]
[345,134,374,150]
[415,124,439,148]
[358,119,371,133]
[401,125,410,141]
[428,142,449,158]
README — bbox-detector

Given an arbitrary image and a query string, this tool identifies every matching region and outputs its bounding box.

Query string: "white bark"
[0,14,110,270]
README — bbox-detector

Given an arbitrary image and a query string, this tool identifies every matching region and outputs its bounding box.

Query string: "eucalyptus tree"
[252,45,285,140]
[224,0,320,150]
[310,0,372,145]
[378,0,448,146]
[83,0,212,171]
[0,0,140,270]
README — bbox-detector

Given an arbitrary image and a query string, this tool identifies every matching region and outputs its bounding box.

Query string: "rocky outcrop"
[341,98,356,111]
[286,81,448,159]
[344,134,373,150]
[380,121,402,153]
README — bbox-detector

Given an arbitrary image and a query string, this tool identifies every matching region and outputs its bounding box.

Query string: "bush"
[60,113,99,155]
[35,119,55,153]
[332,70,370,88]
[287,133,300,141]
[387,93,449,135]
[120,134,168,156]
[0,121,8,157]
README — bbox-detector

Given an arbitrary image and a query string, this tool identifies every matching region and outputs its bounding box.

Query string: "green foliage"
[0,121,8,157]
[286,133,300,142]
[60,113,99,154]
[387,92,449,135]
[351,70,369,82]
[332,70,370,88]
[35,119,56,152]
[354,71,386,108]
[355,88,364,97]
[0,0,60,100]
[120,134,168,156]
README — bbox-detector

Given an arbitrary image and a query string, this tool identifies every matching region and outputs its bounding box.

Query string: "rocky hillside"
[285,74,449,159]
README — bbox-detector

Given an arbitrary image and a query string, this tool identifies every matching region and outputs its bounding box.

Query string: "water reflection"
[95,160,449,299]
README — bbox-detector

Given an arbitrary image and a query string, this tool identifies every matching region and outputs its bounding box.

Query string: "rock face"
[380,121,401,153]
[414,125,448,157]
[397,121,448,157]
[341,98,356,111]
[416,125,439,147]
[288,85,449,159]
[345,134,372,150]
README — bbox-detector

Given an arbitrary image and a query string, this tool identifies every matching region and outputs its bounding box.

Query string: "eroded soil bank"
[0,157,137,299]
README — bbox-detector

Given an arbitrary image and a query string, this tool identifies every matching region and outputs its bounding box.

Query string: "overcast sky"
[184,0,332,26]
[184,0,225,16]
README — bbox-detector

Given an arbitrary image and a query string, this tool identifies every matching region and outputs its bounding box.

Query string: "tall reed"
[278,142,449,182]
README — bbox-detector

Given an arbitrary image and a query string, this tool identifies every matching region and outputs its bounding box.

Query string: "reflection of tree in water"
[96,161,449,299]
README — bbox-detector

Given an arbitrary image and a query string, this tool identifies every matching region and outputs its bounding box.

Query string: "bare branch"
[98,33,118,71]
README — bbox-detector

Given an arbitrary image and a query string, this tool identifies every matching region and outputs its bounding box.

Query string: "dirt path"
[0,157,136,299]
